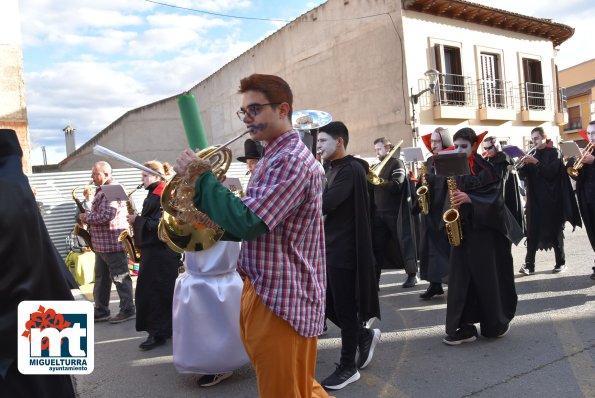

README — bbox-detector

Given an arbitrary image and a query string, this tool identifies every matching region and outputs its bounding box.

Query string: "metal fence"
[477,78,515,110]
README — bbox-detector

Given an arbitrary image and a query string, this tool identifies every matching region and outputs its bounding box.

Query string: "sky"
[15,0,595,165]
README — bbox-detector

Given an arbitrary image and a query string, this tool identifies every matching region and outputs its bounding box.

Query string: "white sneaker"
[197,372,233,387]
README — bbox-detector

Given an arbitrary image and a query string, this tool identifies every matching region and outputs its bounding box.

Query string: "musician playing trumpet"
[566,122,595,280]
[443,128,519,345]
[517,127,581,276]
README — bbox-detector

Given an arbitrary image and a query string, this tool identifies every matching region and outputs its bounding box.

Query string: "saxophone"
[442,177,463,247]
[118,184,143,262]
[71,186,93,251]
[416,162,430,215]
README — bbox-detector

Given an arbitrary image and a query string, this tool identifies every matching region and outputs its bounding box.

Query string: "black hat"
[0,129,23,157]
[237,139,263,163]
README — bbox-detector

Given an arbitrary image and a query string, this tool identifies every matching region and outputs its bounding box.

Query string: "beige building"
[0,0,29,172]
[558,58,595,145]
[57,0,573,172]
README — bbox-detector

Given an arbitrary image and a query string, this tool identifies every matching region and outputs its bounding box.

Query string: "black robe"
[487,151,525,232]
[323,155,380,322]
[445,154,518,338]
[519,146,581,250]
[0,130,76,397]
[414,156,451,284]
[133,181,181,338]
[567,159,595,251]
[371,157,418,274]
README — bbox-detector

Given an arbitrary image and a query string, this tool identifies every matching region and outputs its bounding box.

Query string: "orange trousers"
[240,279,333,398]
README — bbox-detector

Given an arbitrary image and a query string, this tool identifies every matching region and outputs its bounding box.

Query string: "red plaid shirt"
[86,181,129,253]
[240,130,326,337]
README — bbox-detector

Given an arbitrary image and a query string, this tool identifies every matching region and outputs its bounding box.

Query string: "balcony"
[477,79,516,121]
[520,82,553,122]
[431,73,477,120]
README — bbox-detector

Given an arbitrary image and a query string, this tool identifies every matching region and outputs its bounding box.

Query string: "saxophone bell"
[443,177,463,247]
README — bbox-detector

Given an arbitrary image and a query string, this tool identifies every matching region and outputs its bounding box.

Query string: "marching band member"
[443,128,519,345]
[566,122,595,280]
[416,127,452,299]
[517,127,581,275]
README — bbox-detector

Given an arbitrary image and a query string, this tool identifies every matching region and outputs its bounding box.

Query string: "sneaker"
[519,264,535,276]
[419,283,444,300]
[364,317,376,329]
[443,325,478,346]
[357,328,381,369]
[321,363,360,390]
[553,264,567,273]
[402,273,418,288]
[108,311,136,324]
[94,313,111,322]
[197,372,233,387]
[497,323,511,338]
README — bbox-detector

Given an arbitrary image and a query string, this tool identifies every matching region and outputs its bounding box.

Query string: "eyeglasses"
[236,103,280,121]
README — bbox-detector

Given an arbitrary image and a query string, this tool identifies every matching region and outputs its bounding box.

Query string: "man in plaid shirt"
[175,74,331,397]
[80,161,136,324]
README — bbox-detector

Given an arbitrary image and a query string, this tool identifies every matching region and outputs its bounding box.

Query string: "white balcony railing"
[519,82,552,111]
[477,79,514,110]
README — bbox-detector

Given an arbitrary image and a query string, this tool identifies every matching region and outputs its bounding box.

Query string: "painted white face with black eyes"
[454,138,473,157]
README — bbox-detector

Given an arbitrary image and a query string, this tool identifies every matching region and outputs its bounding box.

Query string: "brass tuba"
[567,142,594,177]
[416,162,430,215]
[367,140,404,185]
[71,185,93,251]
[118,184,143,262]
[443,177,463,247]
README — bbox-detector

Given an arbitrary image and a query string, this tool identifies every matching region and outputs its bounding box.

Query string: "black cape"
[371,157,418,273]
[414,156,451,283]
[519,146,581,250]
[567,159,595,250]
[0,130,76,397]
[133,181,181,338]
[445,154,518,337]
[487,151,525,232]
[323,155,380,322]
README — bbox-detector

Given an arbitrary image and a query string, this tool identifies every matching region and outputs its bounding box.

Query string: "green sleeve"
[193,171,268,240]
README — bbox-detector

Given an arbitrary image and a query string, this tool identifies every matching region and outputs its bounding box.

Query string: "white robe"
[172,241,249,374]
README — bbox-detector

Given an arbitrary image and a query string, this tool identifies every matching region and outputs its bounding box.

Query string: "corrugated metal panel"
[28,163,251,259]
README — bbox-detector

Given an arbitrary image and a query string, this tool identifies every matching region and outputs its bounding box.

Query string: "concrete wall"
[559,58,595,88]
[0,0,29,172]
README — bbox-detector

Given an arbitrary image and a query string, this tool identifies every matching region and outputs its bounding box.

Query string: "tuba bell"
[443,177,463,247]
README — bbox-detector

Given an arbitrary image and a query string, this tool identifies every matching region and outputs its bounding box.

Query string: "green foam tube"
[177,93,208,150]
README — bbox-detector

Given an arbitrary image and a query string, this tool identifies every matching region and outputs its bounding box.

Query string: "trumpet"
[513,146,536,170]
[567,142,594,177]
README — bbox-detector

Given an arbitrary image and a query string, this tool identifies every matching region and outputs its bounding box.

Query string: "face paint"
[587,124,595,144]
[317,132,338,161]
[453,138,473,158]
[531,132,544,148]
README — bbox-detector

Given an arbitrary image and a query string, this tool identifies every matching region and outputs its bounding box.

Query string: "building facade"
[558,58,595,145]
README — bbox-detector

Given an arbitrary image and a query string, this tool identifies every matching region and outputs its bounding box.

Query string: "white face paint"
[317,132,339,161]
[430,131,443,154]
[453,138,473,158]
[587,124,595,144]
[531,131,544,148]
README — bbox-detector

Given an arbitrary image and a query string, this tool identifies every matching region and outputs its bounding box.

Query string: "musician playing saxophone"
[416,128,452,299]
[79,161,135,324]
[371,137,418,289]
[443,128,519,346]
[517,127,581,276]
[126,161,181,350]
[566,122,595,280]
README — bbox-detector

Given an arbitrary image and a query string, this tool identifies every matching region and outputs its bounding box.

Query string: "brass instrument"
[416,162,430,215]
[443,177,463,247]
[567,142,594,177]
[368,140,404,185]
[118,184,143,262]
[71,185,93,251]
[513,146,536,170]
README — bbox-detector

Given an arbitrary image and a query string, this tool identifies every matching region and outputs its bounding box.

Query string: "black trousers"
[525,230,565,266]
[325,266,365,368]
[373,212,406,283]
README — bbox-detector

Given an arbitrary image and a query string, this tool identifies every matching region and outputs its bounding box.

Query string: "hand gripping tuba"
[416,162,430,215]
[443,177,463,247]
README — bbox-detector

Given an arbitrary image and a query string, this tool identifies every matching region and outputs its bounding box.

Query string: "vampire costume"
[486,150,525,232]
[0,130,76,398]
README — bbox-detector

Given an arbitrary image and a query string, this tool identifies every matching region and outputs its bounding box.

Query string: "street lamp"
[410,69,440,146]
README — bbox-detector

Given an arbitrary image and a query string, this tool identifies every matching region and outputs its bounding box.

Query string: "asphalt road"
[74,225,595,397]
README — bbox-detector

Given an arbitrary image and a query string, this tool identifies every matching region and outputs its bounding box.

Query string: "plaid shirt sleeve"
[85,192,117,225]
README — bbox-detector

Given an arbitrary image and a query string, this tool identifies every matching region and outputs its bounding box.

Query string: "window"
[565,105,582,131]
[480,53,505,108]
[522,58,545,109]
[434,44,467,105]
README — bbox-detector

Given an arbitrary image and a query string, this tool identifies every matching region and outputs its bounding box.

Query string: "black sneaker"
[94,312,111,322]
[442,325,478,346]
[519,264,535,276]
[357,328,381,369]
[553,264,567,273]
[197,372,233,387]
[321,363,360,390]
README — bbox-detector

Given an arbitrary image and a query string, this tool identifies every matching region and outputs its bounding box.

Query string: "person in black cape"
[518,127,581,275]
[317,121,381,390]
[566,123,595,280]
[129,161,182,350]
[0,129,76,397]
[415,127,453,299]
[442,127,521,345]
[370,137,418,288]
[482,136,525,232]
